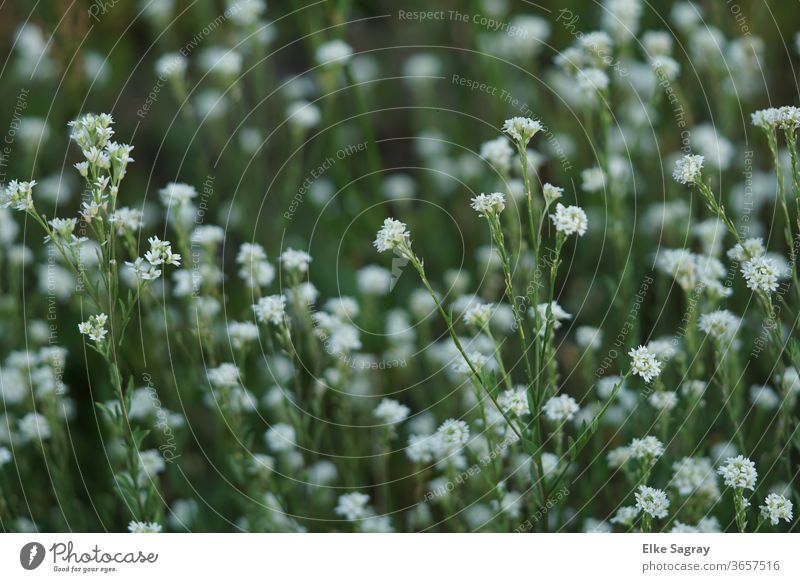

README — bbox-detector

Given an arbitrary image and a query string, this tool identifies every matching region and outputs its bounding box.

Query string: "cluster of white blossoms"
[315,39,354,66]
[252,294,287,325]
[634,485,670,519]
[436,418,470,451]
[717,455,758,491]
[451,350,489,375]
[759,493,793,525]
[751,105,800,131]
[462,303,493,328]
[236,242,275,289]
[280,248,312,274]
[698,309,740,342]
[628,436,664,464]
[127,521,162,533]
[741,255,782,293]
[78,313,109,344]
[655,249,730,298]
[373,217,411,255]
[727,237,765,262]
[628,346,662,383]
[542,394,580,422]
[1,179,37,211]
[672,154,705,185]
[470,192,506,217]
[497,386,530,417]
[373,398,410,425]
[126,236,181,281]
[542,183,564,204]
[501,116,543,146]
[670,457,719,498]
[479,136,514,172]
[334,492,370,521]
[550,203,588,236]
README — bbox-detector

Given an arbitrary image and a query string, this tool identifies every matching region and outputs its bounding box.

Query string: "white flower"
[253,295,287,325]
[374,218,411,255]
[159,182,197,208]
[373,398,410,425]
[127,521,162,533]
[316,39,353,66]
[750,384,779,411]
[1,179,37,211]
[280,248,312,273]
[628,346,662,383]
[207,363,241,388]
[698,310,740,342]
[760,493,793,526]
[463,303,493,328]
[670,457,719,497]
[542,183,564,204]
[650,55,680,80]
[576,326,603,350]
[264,423,296,452]
[356,265,392,295]
[155,52,187,79]
[577,67,610,93]
[18,412,51,442]
[635,485,670,519]
[78,313,109,343]
[607,446,631,468]
[629,436,664,463]
[436,419,470,451]
[542,394,580,422]
[672,154,704,185]
[497,386,530,417]
[451,350,488,375]
[501,116,543,146]
[144,236,181,267]
[717,455,758,490]
[580,166,605,192]
[611,506,640,526]
[286,100,321,131]
[648,391,677,412]
[335,492,370,520]
[199,47,242,77]
[727,237,765,262]
[470,192,506,217]
[550,203,588,236]
[0,446,11,467]
[741,256,781,293]
[480,137,514,172]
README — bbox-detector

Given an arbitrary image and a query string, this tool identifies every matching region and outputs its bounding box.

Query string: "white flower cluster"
[501,116,543,146]
[629,436,664,464]
[1,179,37,211]
[543,394,580,422]
[634,485,670,519]
[628,346,662,383]
[698,309,740,342]
[373,398,411,425]
[497,386,530,417]
[656,249,730,298]
[236,242,275,289]
[253,294,287,325]
[717,455,758,491]
[759,493,793,525]
[78,313,108,343]
[470,192,506,217]
[550,203,588,236]
[374,217,411,255]
[751,105,800,131]
[672,154,704,185]
[741,255,782,293]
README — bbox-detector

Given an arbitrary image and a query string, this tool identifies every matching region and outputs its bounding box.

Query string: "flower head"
[741,256,781,293]
[253,295,287,325]
[717,455,758,491]
[373,398,411,425]
[672,154,704,185]
[629,436,665,464]
[78,313,108,343]
[550,203,588,236]
[542,394,580,422]
[635,485,670,519]
[760,493,793,526]
[698,309,740,342]
[628,346,662,383]
[335,492,370,520]
[280,248,312,274]
[470,192,506,217]
[1,180,37,211]
[374,217,411,255]
[501,116,543,146]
